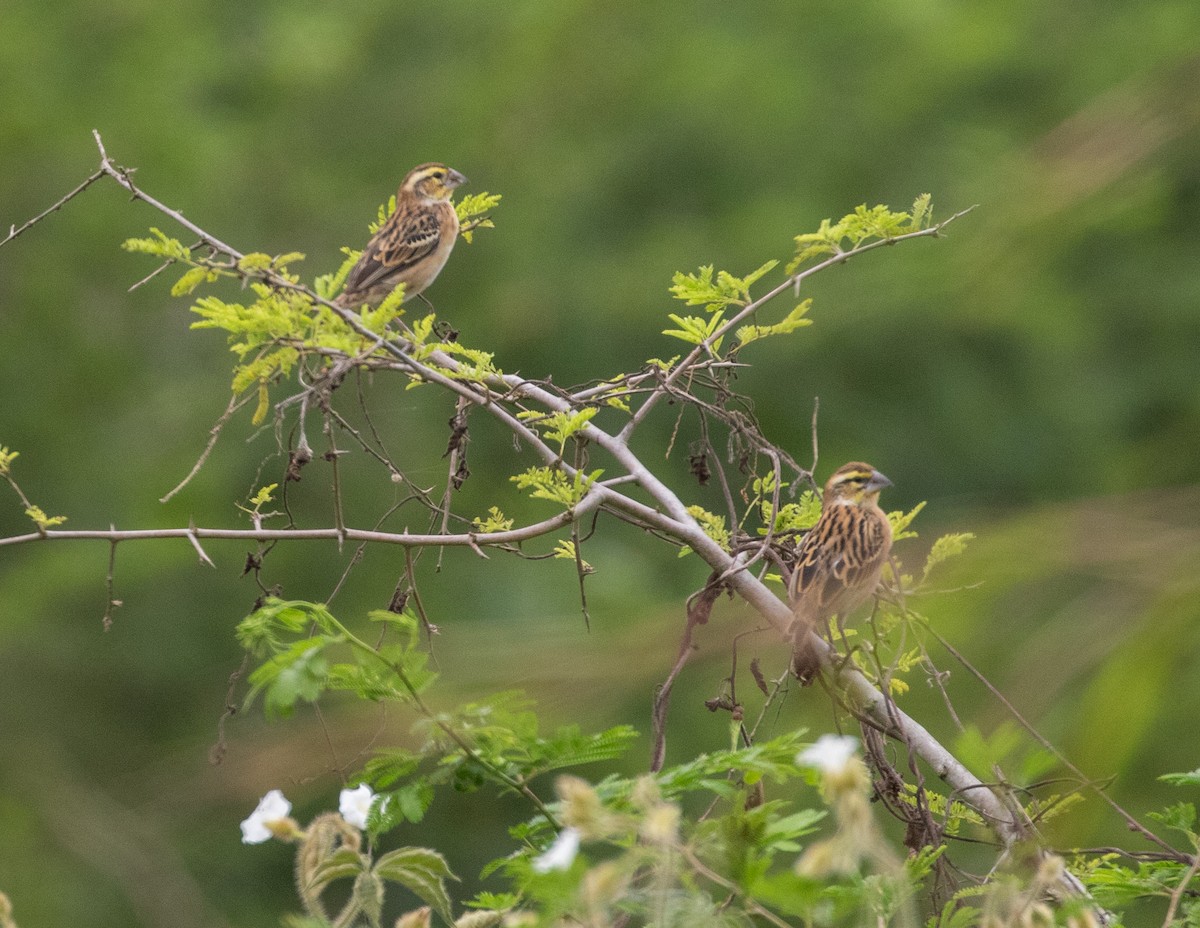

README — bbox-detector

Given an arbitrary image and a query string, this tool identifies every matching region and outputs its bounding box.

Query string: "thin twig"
[160,393,254,503]
[923,618,1189,861]
[1,167,106,248]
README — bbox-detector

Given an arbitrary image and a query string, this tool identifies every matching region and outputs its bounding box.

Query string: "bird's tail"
[787,605,823,685]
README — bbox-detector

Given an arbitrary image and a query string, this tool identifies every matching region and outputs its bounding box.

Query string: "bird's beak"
[864,470,892,493]
[447,169,468,188]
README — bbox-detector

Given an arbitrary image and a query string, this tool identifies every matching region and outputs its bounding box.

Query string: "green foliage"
[170,264,220,296]
[669,260,778,314]
[456,191,503,243]
[0,446,17,475]
[662,309,726,351]
[551,540,592,572]
[1080,850,1200,914]
[1148,802,1197,842]
[315,249,360,301]
[368,194,399,235]
[751,472,822,536]
[680,505,731,556]
[735,300,813,348]
[124,219,506,423]
[472,506,514,533]
[923,532,975,580]
[887,500,926,542]
[949,722,1062,791]
[510,466,602,507]
[519,407,598,453]
[121,227,192,262]
[651,730,811,799]
[23,505,66,530]
[786,196,935,273]
[373,847,458,924]
[408,316,503,382]
[236,598,438,718]
[237,600,1044,928]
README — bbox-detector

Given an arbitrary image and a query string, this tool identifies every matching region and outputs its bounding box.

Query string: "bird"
[787,461,894,682]
[336,163,468,309]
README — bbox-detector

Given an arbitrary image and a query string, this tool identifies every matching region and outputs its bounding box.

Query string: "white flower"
[797,734,859,774]
[339,784,378,830]
[240,789,292,844]
[531,826,580,873]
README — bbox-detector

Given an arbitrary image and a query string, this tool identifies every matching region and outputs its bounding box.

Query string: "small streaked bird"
[336,162,468,309]
[787,461,894,682]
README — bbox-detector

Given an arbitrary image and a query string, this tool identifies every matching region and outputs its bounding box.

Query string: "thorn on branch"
[187,523,217,568]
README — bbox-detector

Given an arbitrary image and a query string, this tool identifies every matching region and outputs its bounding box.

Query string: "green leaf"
[25,506,67,530]
[787,198,935,274]
[888,501,926,542]
[456,191,503,243]
[249,483,278,508]
[0,446,18,476]
[237,252,274,273]
[680,506,731,556]
[910,193,933,231]
[551,540,592,573]
[393,780,436,824]
[368,195,398,235]
[308,848,368,892]
[670,261,776,313]
[534,407,598,449]
[122,227,191,261]
[236,598,339,652]
[760,489,822,535]
[171,265,218,296]
[273,251,306,270]
[928,899,980,928]
[741,259,779,289]
[472,507,514,533]
[735,299,813,347]
[317,249,360,301]
[245,638,330,717]
[353,870,385,927]
[530,724,637,773]
[662,311,725,350]
[510,466,602,507]
[1161,769,1200,787]
[465,892,518,912]
[923,532,975,579]
[1148,802,1197,839]
[373,847,458,925]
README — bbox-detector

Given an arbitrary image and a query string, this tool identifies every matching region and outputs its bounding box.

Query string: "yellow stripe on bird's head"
[401,162,468,200]
[823,461,892,506]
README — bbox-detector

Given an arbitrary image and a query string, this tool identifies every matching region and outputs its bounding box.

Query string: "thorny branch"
[1,133,1132,909]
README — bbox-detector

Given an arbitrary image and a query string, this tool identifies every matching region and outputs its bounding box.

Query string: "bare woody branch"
[3,133,1050,868]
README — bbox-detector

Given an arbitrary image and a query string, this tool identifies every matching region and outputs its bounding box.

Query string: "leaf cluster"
[787,195,933,273]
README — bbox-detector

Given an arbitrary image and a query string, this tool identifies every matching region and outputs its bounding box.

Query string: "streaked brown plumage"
[336,163,467,309]
[788,461,894,682]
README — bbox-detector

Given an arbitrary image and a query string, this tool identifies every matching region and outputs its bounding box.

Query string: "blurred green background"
[2,1,1199,924]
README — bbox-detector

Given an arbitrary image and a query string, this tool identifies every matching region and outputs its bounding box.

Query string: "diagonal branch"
[25,134,1040,860]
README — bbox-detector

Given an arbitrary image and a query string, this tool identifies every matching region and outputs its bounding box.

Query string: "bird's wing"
[789,506,889,619]
[343,206,444,297]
